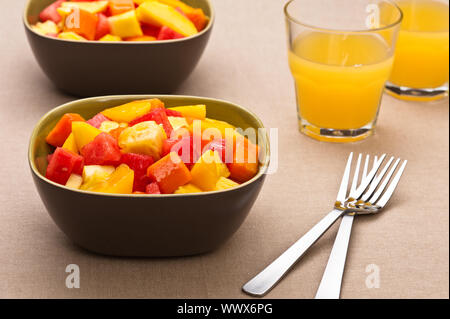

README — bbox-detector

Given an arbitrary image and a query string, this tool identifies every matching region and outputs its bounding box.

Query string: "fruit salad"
[31,0,209,41]
[44,99,260,195]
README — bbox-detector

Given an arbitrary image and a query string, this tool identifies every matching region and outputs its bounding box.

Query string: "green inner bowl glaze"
[29,95,270,197]
[24,0,214,44]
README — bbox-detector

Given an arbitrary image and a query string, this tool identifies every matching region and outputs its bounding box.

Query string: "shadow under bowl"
[29,95,270,257]
[23,0,214,97]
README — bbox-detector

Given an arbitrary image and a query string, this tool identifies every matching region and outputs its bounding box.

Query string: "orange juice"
[389,0,449,89]
[289,32,394,132]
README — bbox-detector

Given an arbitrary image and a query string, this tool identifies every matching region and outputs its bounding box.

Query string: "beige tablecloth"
[0,0,448,299]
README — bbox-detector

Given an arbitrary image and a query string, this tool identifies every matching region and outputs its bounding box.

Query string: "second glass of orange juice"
[386,0,449,101]
[285,0,402,142]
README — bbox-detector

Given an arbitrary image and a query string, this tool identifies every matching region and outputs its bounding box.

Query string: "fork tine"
[362,155,370,179]
[370,158,401,204]
[336,153,353,203]
[353,154,387,199]
[361,156,395,202]
[350,154,362,195]
[375,160,407,207]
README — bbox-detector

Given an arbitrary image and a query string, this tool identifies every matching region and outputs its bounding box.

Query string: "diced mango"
[99,121,120,133]
[101,99,159,123]
[174,183,202,194]
[61,1,109,14]
[156,0,196,14]
[168,116,189,131]
[58,31,86,41]
[125,35,156,41]
[65,174,83,189]
[136,1,198,37]
[186,8,208,31]
[62,133,78,154]
[72,121,102,150]
[147,153,192,194]
[118,121,167,160]
[31,20,59,36]
[169,105,206,119]
[191,150,230,191]
[99,34,122,41]
[109,9,143,39]
[215,177,240,191]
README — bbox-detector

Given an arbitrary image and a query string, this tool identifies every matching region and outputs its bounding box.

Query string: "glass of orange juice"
[386,0,449,101]
[285,0,402,142]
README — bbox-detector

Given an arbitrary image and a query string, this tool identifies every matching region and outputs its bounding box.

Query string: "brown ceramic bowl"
[23,0,214,97]
[29,95,270,257]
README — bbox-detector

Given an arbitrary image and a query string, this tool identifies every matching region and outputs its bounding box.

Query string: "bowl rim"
[23,0,215,44]
[29,94,271,198]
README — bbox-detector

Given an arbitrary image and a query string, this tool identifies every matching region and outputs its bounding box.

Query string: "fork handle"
[315,214,355,299]
[242,209,344,297]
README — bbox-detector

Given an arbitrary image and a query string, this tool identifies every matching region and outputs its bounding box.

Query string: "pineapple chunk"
[168,116,189,131]
[31,20,59,36]
[99,121,120,133]
[99,34,122,42]
[81,165,115,190]
[215,177,240,191]
[174,184,202,194]
[58,31,87,41]
[191,150,230,191]
[65,174,83,189]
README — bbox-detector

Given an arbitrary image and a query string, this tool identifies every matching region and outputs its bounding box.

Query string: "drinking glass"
[285,0,402,142]
[386,0,449,101]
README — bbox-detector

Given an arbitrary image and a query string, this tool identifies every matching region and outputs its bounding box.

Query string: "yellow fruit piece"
[85,164,134,194]
[31,20,60,36]
[109,10,143,39]
[156,0,196,14]
[71,121,102,150]
[99,121,120,133]
[62,133,78,154]
[215,177,239,191]
[169,105,206,119]
[118,121,167,160]
[81,165,116,191]
[65,174,83,189]
[189,118,236,140]
[125,35,156,41]
[174,183,202,194]
[191,150,230,191]
[101,99,155,123]
[136,1,198,37]
[99,34,122,41]
[61,1,109,14]
[58,31,87,41]
[168,116,188,131]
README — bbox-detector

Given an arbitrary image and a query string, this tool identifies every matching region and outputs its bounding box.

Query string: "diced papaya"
[101,99,163,123]
[64,8,99,40]
[227,137,259,183]
[62,133,79,154]
[186,8,208,31]
[215,177,240,191]
[46,113,85,147]
[136,1,198,37]
[174,183,202,194]
[190,150,230,191]
[169,105,206,119]
[147,152,192,194]
[108,0,135,16]
[71,121,102,150]
[109,9,143,38]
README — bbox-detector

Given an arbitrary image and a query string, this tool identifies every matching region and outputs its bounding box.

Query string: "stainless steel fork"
[315,154,404,299]
[242,153,407,297]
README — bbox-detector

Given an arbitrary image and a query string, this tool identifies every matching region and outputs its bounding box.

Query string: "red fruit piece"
[203,139,229,163]
[86,112,110,128]
[121,153,154,192]
[142,24,161,37]
[145,183,161,194]
[165,109,182,117]
[46,147,84,185]
[39,0,65,23]
[95,13,111,40]
[129,108,173,137]
[162,136,200,168]
[81,132,122,166]
[157,26,184,40]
